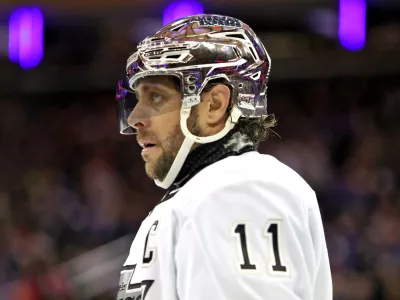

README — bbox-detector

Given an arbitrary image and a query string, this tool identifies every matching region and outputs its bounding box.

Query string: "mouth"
[138,141,157,149]
[141,143,157,157]
[144,143,156,149]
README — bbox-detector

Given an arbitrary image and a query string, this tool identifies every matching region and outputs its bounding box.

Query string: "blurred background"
[0,0,399,299]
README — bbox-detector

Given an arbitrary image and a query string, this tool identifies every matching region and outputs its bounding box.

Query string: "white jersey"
[117,151,332,300]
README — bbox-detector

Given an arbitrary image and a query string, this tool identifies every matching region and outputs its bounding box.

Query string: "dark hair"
[201,78,278,147]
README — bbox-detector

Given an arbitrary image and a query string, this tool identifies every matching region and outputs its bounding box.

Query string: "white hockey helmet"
[116,14,271,188]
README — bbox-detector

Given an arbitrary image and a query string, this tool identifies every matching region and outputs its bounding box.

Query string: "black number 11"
[234,222,287,273]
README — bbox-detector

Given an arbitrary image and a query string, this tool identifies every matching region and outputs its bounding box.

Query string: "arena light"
[163,0,204,25]
[338,0,366,51]
[9,7,44,69]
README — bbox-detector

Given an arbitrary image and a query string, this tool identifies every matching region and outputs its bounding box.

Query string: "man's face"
[128,76,200,181]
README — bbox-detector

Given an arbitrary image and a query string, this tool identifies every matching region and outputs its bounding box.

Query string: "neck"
[170,126,255,189]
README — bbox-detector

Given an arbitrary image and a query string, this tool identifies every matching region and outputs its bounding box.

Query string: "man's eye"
[152,93,162,103]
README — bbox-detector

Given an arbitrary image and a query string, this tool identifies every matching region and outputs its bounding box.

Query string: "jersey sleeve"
[174,180,332,300]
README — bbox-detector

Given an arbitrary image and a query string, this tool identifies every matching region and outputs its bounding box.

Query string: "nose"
[127,109,150,130]
[131,120,146,129]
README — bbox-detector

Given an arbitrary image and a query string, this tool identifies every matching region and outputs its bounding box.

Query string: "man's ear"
[205,84,231,125]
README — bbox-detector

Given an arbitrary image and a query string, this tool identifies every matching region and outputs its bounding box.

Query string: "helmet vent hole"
[249,46,257,61]
[168,46,187,51]
[233,47,241,57]
[227,34,246,40]
[166,54,181,59]
[250,71,261,80]
[150,37,165,42]
[171,24,185,32]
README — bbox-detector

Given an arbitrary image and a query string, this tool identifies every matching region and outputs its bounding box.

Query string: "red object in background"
[41,268,70,299]
[10,279,42,300]
[9,264,70,300]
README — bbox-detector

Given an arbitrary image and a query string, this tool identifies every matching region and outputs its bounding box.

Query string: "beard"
[144,108,202,181]
[149,122,183,180]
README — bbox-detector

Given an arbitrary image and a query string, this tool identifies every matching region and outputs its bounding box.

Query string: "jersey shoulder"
[173,151,317,219]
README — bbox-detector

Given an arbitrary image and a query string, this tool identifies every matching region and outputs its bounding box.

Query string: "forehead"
[135,76,178,93]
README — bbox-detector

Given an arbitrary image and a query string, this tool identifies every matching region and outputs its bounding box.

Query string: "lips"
[144,143,156,148]
[138,141,156,149]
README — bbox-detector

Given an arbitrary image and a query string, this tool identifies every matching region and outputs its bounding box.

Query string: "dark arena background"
[0,0,400,299]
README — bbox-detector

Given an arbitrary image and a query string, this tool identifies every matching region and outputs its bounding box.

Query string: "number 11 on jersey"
[233,220,288,276]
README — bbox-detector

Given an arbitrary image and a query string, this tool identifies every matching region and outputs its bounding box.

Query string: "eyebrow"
[135,82,176,98]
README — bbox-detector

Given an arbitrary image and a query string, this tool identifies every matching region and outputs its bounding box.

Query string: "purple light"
[163,0,204,25]
[8,9,21,63]
[8,8,44,69]
[338,0,366,51]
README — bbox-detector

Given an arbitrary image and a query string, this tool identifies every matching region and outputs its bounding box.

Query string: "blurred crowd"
[0,77,399,300]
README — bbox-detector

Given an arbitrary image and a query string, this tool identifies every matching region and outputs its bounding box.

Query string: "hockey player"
[116,14,332,300]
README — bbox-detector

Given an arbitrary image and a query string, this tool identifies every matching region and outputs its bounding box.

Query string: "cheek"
[152,110,182,143]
